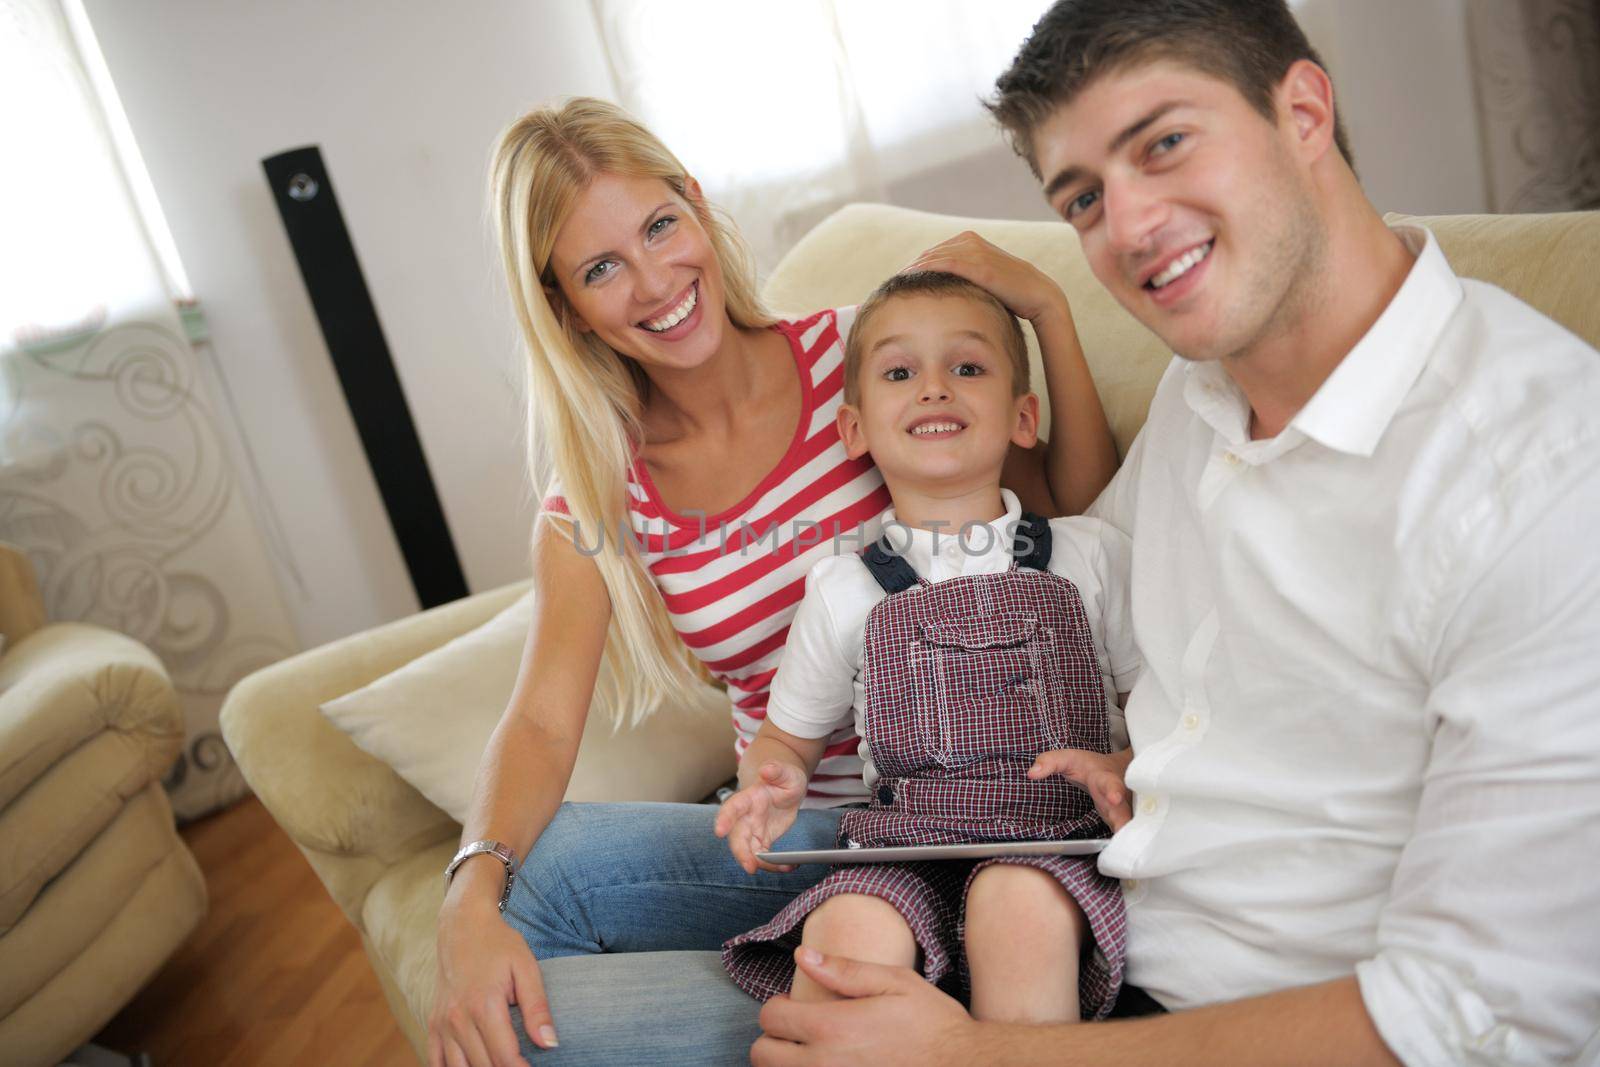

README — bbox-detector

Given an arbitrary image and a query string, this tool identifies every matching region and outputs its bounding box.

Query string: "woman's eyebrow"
[569,202,678,280]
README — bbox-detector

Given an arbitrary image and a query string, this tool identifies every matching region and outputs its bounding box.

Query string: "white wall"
[82,0,618,646]
[1295,0,1489,216]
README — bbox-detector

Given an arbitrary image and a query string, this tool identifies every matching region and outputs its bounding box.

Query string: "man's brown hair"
[986,0,1353,175]
[843,271,1030,406]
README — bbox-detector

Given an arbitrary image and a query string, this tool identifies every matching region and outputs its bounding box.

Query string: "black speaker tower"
[263,145,468,609]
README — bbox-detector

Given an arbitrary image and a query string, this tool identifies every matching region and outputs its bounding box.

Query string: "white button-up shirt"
[1090,226,1600,1066]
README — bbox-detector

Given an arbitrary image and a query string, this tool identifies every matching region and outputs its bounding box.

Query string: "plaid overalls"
[723,514,1127,1016]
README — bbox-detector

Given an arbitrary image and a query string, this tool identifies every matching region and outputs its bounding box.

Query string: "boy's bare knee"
[801,893,918,963]
[965,865,1086,950]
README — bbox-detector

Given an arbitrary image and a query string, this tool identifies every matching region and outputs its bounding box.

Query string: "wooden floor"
[93,796,416,1066]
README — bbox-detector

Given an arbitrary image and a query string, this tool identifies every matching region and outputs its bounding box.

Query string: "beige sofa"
[0,542,208,1067]
[219,204,1600,1063]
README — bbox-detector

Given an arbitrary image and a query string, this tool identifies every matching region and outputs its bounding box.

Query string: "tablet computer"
[757,839,1110,865]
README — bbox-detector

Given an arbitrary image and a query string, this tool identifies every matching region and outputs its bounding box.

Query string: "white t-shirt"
[1090,225,1600,1065]
[765,489,1142,790]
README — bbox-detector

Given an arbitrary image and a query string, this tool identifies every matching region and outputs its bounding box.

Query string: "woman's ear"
[683,174,706,207]
[837,401,871,461]
[1011,392,1041,450]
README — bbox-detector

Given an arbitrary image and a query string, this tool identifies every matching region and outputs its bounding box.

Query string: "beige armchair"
[0,542,207,1067]
[219,205,1600,1064]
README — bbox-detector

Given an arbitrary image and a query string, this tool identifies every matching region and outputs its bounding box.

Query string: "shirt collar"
[1180,225,1463,459]
[879,489,1023,580]
[1290,225,1462,456]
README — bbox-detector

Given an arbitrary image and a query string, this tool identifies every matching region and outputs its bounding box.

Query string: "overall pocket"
[911,612,1056,770]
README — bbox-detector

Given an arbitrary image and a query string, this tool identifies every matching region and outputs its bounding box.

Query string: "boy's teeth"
[642,285,697,332]
[911,422,962,436]
[1149,241,1213,289]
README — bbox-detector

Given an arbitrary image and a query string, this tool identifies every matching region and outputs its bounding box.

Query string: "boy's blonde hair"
[843,271,1030,406]
[488,97,772,726]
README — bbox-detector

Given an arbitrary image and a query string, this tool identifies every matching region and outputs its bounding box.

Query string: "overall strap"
[1013,511,1053,571]
[861,538,921,595]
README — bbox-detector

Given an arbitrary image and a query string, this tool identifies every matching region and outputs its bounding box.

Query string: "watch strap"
[444,839,518,913]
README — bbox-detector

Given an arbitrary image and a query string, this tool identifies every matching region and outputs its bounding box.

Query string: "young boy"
[715,270,1142,1023]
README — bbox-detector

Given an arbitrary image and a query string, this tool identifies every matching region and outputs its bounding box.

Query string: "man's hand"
[1029,747,1136,831]
[713,760,807,874]
[751,948,979,1067]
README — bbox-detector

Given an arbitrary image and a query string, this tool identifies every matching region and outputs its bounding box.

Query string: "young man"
[749,2,1600,1065]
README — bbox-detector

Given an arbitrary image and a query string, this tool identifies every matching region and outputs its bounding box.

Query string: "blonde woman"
[429,97,1118,1067]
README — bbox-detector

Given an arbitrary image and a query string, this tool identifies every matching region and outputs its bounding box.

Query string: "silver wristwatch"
[444,839,519,913]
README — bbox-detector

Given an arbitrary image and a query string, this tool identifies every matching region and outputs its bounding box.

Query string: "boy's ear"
[1011,392,1041,450]
[837,401,871,461]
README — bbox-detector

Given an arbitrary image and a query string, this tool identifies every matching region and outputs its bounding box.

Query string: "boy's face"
[838,294,1038,495]
[1031,60,1325,364]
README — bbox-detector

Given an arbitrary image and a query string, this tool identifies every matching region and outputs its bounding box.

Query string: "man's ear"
[1011,392,1041,450]
[544,282,592,334]
[837,401,871,460]
[1277,58,1337,164]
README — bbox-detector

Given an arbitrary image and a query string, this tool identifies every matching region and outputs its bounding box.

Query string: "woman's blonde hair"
[489,97,772,727]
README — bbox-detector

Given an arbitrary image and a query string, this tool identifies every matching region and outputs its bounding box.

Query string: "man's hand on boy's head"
[1028,747,1136,831]
[713,760,807,874]
[902,230,1073,326]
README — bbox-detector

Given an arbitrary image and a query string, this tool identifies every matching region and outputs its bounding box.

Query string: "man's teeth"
[1149,241,1213,290]
[642,285,697,332]
[910,422,963,436]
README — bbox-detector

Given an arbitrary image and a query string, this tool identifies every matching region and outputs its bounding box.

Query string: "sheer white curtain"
[1465,0,1600,212]
[0,0,300,820]
[592,0,1051,271]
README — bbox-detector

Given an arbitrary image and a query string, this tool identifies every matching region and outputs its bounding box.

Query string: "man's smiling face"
[1034,61,1326,363]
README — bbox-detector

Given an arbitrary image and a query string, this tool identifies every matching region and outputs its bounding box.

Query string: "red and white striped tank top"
[542,308,891,805]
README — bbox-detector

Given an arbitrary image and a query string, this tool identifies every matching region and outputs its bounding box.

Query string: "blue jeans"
[499,801,843,1064]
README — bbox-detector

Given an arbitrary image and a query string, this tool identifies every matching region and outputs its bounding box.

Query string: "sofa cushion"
[0,781,202,1019]
[0,782,204,1066]
[1387,211,1600,351]
[0,726,178,933]
[320,591,737,825]
[760,202,1173,461]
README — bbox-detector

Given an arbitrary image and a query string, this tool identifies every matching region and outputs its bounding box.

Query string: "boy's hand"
[1028,748,1136,831]
[714,760,808,874]
[902,230,1071,326]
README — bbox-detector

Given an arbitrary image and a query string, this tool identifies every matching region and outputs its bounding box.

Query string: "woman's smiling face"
[547,172,729,372]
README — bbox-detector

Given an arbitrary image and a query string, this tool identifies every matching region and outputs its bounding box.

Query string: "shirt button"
[1183,714,1199,730]
[1224,452,1242,466]
[1140,796,1159,815]
[1123,879,1140,892]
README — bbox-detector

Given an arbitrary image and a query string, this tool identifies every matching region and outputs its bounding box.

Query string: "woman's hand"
[1028,747,1137,831]
[429,891,552,1067]
[714,760,808,874]
[902,230,1072,326]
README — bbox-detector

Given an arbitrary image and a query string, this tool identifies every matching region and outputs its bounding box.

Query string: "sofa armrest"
[219,582,530,922]
[0,623,182,810]
[0,622,185,930]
